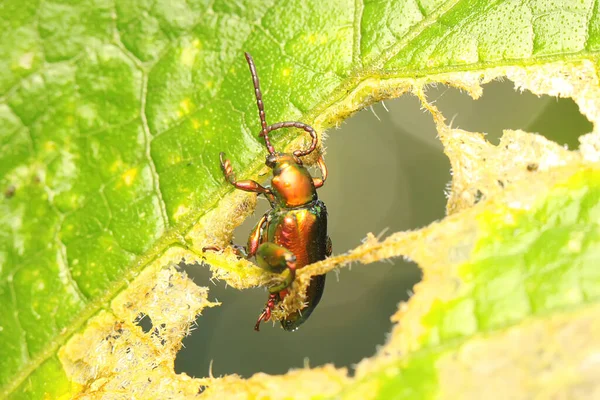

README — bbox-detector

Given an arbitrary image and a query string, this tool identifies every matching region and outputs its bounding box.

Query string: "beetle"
[213,53,331,331]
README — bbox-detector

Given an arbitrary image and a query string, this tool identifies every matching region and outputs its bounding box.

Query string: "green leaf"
[1,0,599,398]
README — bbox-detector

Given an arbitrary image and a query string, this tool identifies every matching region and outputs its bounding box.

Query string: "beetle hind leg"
[202,213,267,257]
[254,293,277,331]
[254,242,298,331]
[255,242,297,292]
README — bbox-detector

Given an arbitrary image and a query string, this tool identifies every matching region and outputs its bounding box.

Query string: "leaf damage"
[59,261,218,398]
[59,59,600,398]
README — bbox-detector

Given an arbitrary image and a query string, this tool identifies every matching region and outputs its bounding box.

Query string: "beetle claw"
[254,310,267,331]
[254,294,277,332]
[201,246,222,253]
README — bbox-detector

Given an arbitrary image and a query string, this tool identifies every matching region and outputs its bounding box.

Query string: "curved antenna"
[245,52,275,154]
[245,53,318,158]
[266,121,318,157]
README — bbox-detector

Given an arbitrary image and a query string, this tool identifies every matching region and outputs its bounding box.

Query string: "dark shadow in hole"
[526,97,592,148]
[176,259,422,379]
[135,313,153,334]
[413,80,592,147]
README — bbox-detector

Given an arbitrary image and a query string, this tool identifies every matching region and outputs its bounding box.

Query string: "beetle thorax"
[268,154,317,208]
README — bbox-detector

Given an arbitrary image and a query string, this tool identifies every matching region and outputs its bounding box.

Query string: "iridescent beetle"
[216,53,331,331]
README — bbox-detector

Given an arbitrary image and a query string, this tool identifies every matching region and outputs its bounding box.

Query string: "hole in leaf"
[135,313,153,334]
[174,92,444,378]
[177,260,421,378]
[412,80,592,147]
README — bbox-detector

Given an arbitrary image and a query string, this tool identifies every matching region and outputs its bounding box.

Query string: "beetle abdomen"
[281,274,326,331]
[262,200,329,331]
[265,200,328,269]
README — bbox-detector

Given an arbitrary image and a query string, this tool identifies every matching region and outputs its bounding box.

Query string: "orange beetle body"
[215,53,331,331]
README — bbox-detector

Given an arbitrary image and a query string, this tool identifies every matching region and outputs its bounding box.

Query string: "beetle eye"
[265,154,277,168]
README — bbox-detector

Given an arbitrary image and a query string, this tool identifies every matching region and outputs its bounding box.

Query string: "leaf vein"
[352,0,364,67]
[140,73,170,228]
[586,0,598,51]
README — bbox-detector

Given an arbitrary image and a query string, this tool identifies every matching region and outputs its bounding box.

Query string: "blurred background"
[174,81,591,378]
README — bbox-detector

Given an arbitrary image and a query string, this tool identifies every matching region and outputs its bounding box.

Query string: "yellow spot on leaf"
[173,204,190,220]
[306,33,327,45]
[169,154,183,164]
[180,39,201,67]
[17,52,35,70]
[44,141,57,152]
[567,231,584,253]
[121,168,138,186]
[110,159,124,173]
[282,68,291,77]
[179,98,193,116]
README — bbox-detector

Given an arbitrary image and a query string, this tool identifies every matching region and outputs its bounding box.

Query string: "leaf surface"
[1,0,599,398]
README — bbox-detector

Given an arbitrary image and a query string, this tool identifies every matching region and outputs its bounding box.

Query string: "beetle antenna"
[266,121,318,157]
[245,52,276,154]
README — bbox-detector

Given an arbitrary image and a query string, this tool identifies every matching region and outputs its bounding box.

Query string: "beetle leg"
[254,294,277,331]
[202,243,248,257]
[203,213,267,257]
[312,155,328,189]
[246,213,268,258]
[230,243,248,257]
[220,152,272,195]
[253,242,297,331]
[201,245,221,253]
[255,242,297,292]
